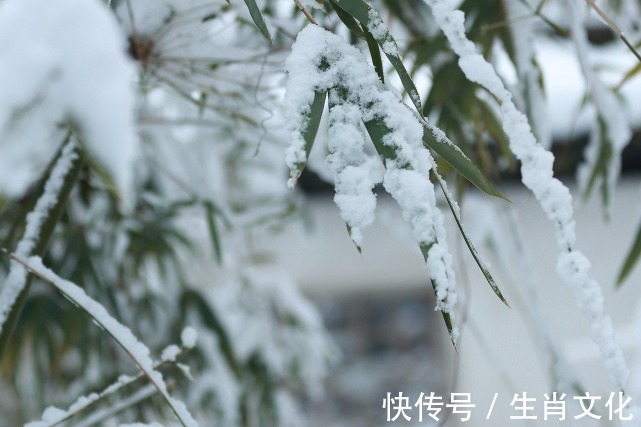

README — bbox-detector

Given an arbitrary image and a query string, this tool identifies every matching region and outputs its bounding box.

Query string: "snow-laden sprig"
[569,0,631,215]
[425,0,628,390]
[25,326,197,427]
[10,254,198,427]
[285,25,459,343]
[0,0,138,209]
[326,102,384,247]
[0,141,79,343]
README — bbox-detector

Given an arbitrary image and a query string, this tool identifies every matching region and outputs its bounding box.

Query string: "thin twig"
[294,0,318,25]
[585,0,641,63]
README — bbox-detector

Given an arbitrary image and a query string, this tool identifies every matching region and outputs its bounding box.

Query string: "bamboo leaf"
[0,139,83,360]
[363,115,457,343]
[435,175,509,306]
[617,220,641,286]
[10,254,196,427]
[328,0,365,39]
[330,0,422,111]
[203,202,223,265]
[303,90,326,158]
[290,90,327,181]
[423,123,508,201]
[242,0,272,43]
[362,116,399,162]
[419,244,457,349]
[362,23,384,83]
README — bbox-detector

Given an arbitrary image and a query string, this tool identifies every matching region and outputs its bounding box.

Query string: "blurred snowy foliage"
[0,0,640,425]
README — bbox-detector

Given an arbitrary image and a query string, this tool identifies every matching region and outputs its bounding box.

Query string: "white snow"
[284,25,459,340]
[425,0,629,390]
[366,8,399,57]
[180,326,198,349]
[0,0,138,209]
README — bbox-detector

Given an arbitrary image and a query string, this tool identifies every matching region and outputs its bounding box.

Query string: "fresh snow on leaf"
[425,0,629,390]
[0,0,138,209]
[0,141,78,338]
[12,255,198,427]
[285,25,459,341]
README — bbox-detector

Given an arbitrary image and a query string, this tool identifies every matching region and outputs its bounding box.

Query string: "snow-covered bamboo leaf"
[362,116,400,163]
[363,115,459,341]
[617,220,641,286]
[303,90,327,159]
[10,255,198,427]
[418,244,456,348]
[0,141,83,360]
[330,0,422,111]
[242,0,272,43]
[435,175,509,306]
[423,124,508,201]
[288,90,327,184]
[362,24,384,83]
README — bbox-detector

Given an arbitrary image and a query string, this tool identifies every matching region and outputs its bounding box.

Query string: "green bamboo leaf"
[435,175,509,306]
[328,0,365,39]
[362,116,399,162]
[330,0,422,111]
[346,224,362,254]
[0,139,83,360]
[423,123,508,201]
[617,220,641,286]
[203,202,223,265]
[291,90,327,181]
[363,115,457,344]
[362,23,384,83]
[242,0,272,43]
[303,90,326,158]
[11,254,195,427]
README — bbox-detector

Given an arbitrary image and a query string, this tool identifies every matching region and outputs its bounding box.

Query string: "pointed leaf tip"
[243,0,272,43]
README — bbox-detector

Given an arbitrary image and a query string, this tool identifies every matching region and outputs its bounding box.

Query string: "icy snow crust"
[285,25,458,341]
[425,0,628,390]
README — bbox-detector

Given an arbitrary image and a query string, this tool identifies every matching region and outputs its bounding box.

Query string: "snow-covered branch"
[425,0,629,390]
[9,254,198,427]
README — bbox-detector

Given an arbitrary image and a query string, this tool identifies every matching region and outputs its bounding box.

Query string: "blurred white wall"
[262,177,641,426]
